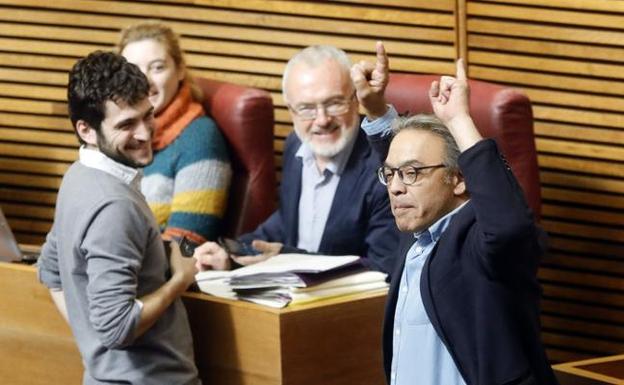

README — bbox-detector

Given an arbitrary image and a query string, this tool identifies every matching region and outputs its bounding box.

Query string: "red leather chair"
[195,77,277,237]
[385,74,541,219]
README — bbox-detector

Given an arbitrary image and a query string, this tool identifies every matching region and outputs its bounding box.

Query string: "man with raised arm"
[355,48,557,384]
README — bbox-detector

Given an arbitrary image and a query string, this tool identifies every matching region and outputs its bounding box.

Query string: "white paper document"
[194,253,387,308]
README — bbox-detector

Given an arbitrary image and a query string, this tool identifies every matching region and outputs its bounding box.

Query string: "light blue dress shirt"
[391,203,467,385]
[295,136,357,252]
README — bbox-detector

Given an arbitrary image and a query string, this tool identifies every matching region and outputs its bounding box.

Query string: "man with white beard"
[195,45,399,275]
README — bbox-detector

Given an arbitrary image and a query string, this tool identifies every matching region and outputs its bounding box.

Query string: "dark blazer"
[239,129,399,274]
[381,139,557,385]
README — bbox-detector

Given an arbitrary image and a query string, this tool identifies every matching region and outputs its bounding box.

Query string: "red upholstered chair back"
[195,77,277,237]
[385,74,541,219]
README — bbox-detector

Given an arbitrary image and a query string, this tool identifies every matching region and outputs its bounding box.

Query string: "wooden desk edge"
[184,286,388,313]
[16,243,389,312]
[7,260,389,313]
[553,354,624,384]
[553,354,624,370]
[0,261,38,273]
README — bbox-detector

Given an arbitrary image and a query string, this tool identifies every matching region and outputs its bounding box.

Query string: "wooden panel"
[540,268,624,292]
[470,65,624,96]
[468,35,624,63]
[467,0,624,362]
[0,5,455,43]
[548,349,595,366]
[0,0,455,26]
[541,220,623,244]
[538,155,623,178]
[470,52,624,80]
[468,2,624,28]
[547,236,624,259]
[476,0,623,12]
[0,263,82,385]
[535,123,624,144]
[542,187,624,210]
[541,171,624,195]
[0,187,57,205]
[469,18,624,47]
[0,128,75,146]
[537,138,624,162]
[280,293,386,384]
[183,293,283,384]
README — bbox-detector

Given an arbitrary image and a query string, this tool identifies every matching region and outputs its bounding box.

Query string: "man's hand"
[429,59,482,151]
[169,240,199,288]
[230,240,282,266]
[350,41,390,120]
[429,58,470,124]
[193,241,230,271]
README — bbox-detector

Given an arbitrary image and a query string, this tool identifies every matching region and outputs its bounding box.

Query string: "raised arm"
[432,60,544,274]
[428,59,483,152]
[352,41,398,162]
[351,41,390,120]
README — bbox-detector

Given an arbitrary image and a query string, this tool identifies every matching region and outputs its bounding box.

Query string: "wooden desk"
[0,262,81,385]
[554,354,624,385]
[0,262,387,385]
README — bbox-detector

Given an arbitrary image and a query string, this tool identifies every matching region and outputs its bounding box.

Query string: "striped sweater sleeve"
[142,116,232,243]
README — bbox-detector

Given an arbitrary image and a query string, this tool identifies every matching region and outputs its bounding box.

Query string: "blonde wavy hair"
[117,21,203,102]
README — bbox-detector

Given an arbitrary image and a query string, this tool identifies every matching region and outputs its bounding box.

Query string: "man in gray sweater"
[38,51,201,385]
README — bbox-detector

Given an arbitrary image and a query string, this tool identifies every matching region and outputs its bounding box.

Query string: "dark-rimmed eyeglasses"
[377,164,446,186]
[288,92,356,120]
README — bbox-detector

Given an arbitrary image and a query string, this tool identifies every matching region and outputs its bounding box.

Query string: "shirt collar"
[79,146,142,189]
[295,131,358,176]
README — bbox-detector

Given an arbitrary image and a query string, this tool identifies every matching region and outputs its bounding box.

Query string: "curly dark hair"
[67,50,149,144]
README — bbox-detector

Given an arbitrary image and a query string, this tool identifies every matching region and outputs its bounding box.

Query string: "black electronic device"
[179,236,196,257]
[218,237,260,256]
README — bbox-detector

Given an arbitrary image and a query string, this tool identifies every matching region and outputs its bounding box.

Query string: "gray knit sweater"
[38,161,200,385]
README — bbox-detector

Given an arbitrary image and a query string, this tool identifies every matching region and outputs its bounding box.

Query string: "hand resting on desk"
[194,239,283,271]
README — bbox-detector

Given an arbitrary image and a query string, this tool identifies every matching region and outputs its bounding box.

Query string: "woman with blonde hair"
[118,21,231,246]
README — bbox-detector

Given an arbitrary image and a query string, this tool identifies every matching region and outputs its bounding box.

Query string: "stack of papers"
[195,253,388,308]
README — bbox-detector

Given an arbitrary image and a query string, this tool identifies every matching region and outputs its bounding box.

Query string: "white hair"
[282,45,352,103]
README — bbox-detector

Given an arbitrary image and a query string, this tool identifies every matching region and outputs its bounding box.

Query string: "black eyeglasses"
[377,164,446,186]
[288,92,356,120]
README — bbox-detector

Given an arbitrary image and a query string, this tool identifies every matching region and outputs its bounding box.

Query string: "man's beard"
[96,132,152,169]
[297,122,358,159]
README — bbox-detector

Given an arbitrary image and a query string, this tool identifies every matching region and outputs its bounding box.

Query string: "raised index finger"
[456,58,467,82]
[375,41,389,73]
